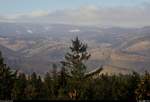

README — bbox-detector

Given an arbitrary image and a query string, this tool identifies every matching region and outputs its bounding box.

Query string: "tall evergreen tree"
[0,51,17,100]
[24,72,38,100]
[61,37,91,99]
[26,72,46,100]
[11,73,27,100]
[135,71,150,101]
[36,76,47,99]
[51,64,59,98]
[57,66,69,99]
[126,72,140,101]
[44,72,53,99]
[61,37,90,80]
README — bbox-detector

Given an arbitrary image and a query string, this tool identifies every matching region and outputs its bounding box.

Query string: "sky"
[0,0,150,27]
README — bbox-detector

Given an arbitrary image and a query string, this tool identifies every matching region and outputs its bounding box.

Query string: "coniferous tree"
[36,76,47,99]
[57,66,69,99]
[61,37,90,80]
[51,64,59,99]
[0,51,17,100]
[135,71,150,101]
[44,72,53,99]
[11,73,27,100]
[126,72,140,101]
[26,72,46,100]
[24,72,38,100]
[61,37,91,99]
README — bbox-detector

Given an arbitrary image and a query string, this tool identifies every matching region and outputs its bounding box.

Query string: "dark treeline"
[0,37,150,101]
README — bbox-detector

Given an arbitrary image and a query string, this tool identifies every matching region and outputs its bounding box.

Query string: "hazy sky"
[0,0,150,27]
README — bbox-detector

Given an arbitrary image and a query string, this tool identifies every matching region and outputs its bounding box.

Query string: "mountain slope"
[0,22,150,74]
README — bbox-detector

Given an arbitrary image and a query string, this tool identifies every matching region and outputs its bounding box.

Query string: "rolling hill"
[0,22,150,75]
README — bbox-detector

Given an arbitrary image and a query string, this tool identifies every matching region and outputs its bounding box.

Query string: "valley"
[0,22,150,75]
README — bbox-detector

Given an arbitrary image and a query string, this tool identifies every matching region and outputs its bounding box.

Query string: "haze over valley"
[0,22,150,75]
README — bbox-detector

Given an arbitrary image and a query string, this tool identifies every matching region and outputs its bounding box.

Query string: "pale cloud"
[29,11,49,17]
[4,10,49,20]
[0,5,150,27]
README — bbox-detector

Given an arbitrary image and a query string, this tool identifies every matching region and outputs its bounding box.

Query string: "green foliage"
[60,37,91,99]
[44,72,53,99]
[11,73,27,100]
[24,72,47,100]
[135,71,150,100]
[61,37,90,80]
[0,51,17,100]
